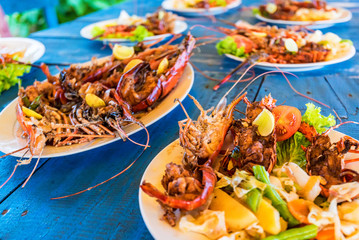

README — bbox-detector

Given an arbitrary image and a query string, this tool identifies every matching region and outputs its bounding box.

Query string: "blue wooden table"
[0,0,358,239]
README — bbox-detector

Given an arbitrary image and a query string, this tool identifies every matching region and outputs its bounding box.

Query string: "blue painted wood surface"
[0,0,358,239]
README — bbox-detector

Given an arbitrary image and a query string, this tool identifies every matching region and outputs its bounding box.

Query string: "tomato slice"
[232,35,255,54]
[272,105,302,141]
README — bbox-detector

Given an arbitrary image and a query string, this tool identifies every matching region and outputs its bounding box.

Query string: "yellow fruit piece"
[280,217,288,232]
[157,57,169,75]
[252,31,267,38]
[85,94,106,108]
[22,106,43,120]
[253,108,275,137]
[209,189,258,231]
[113,45,134,60]
[255,198,281,235]
[123,59,143,73]
[338,201,359,224]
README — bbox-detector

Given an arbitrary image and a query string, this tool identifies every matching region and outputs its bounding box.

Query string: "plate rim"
[0,63,194,158]
[0,37,45,63]
[80,19,188,42]
[138,130,357,240]
[254,7,352,26]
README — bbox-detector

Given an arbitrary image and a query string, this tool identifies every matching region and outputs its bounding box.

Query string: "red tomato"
[232,35,255,54]
[272,105,302,141]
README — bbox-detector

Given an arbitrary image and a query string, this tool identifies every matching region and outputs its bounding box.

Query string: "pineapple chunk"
[209,189,258,231]
[338,201,359,224]
[255,198,281,235]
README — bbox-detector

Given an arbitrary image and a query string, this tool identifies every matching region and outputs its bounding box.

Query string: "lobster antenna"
[22,150,43,188]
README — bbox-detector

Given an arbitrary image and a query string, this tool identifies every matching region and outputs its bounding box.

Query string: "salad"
[91,10,177,41]
[141,94,359,240]
[173,0,236,9]
[254,0,344,22]
[216,21,354,64]
[0,49,31,94]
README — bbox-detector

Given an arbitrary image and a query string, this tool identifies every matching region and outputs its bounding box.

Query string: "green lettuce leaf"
[128,25,154,42]
[91,26,105,37]
[216,36,246,58]
[302,103,336,134]
[0,63,31,94]
[276,132,310,168]
[209,0,227,7]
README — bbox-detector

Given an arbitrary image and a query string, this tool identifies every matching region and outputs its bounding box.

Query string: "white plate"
[162,0,241,17]
[0,64,194,158]
[139,131,359,240]
[0,37,45,63]
[254,7,352,29]
[80,19,188,43]
[224,45,355,72]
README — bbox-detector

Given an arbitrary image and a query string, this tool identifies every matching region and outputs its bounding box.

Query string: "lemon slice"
[253,108,275,137]
[284,38,298,53]
[22,106,43,120]
[157,57,169,75]
[113,45,134,60]
[123,59,143,73]
[266,3,277,14]
[85,94,106,108]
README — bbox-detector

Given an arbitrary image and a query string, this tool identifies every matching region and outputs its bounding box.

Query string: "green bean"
[253,165,300,227]
[263,224,318,240]
[246,188,262,213]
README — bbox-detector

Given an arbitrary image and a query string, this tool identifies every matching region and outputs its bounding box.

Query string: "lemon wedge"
[123,59,143,73]
[284,38,298,53]
[113,45,134,60]
[266,3,277,14]
[22,106,43,120]
[253,108,275,137]
[157,57,169,75]
[85,94,106,108]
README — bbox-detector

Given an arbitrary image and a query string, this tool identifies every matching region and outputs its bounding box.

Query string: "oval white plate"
[254,7,352,29]
[139,131,359,240]
[80,19,188,43]
[0,64,194,158]
[224,45,355,72]
[162,0,241,17]
[0,37,45,63]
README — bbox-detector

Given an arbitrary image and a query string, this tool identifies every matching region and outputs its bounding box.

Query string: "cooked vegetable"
[0,63,31,94]
[253,165,300,227]
[272,105,302,141]
[255,198,281,235]
[263,224,318,240]
[246,188,262,213]
[209,188,258,231]
[338,200,359,224]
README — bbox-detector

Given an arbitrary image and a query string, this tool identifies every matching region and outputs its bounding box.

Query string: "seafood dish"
[161,0,242,16]
[170,0,237,9]
[82,10,186,42]
[216,21,354,65]
[0,34,195,169]
[256,0,347,22]
[140,91,359,239]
